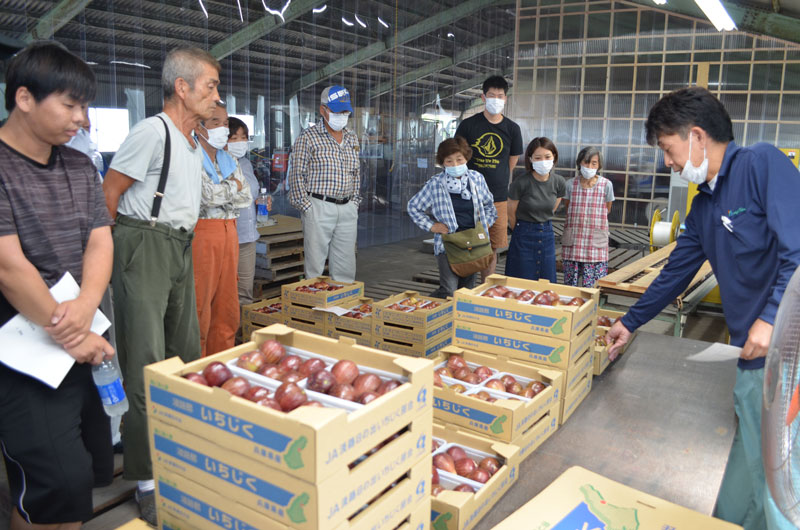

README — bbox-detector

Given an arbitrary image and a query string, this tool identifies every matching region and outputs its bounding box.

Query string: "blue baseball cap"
[320,85,353,113]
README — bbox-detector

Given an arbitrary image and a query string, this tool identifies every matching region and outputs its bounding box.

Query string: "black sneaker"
[135,488,157,527]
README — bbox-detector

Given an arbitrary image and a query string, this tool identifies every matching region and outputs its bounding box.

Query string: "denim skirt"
[505,220,557,282]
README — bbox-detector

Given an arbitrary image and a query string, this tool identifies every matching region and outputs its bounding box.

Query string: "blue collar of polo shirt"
[698,141,739,195]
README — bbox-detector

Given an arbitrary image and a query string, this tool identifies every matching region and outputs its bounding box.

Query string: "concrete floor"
[1,236,730,529]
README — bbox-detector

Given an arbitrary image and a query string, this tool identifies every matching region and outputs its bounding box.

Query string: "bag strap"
[150,116,171,226]
[468,176,481,227]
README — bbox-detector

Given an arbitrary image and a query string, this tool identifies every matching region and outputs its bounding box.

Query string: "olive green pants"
[112,216,201,480]
[714,367,794,529]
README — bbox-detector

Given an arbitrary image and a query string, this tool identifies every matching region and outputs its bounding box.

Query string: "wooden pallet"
[255,249,304,270]
[608,226,651,249]
[364,279,445,300]
[253,270,305,299]
[256,213,301,237]
[596,241,713,297]
[256,231,304,256]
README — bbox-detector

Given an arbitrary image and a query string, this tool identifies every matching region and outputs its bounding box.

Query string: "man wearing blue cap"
[289,85,360,282]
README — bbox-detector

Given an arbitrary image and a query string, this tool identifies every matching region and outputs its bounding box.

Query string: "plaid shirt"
[407,169,497,255]
[288,119,360,212]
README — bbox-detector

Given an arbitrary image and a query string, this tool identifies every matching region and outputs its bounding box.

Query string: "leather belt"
[310,193,350,204]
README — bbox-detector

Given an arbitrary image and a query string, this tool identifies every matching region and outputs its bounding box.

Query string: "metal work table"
[475,331,738,529]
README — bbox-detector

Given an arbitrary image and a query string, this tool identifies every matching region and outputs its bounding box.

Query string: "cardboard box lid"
[494,466,742,530]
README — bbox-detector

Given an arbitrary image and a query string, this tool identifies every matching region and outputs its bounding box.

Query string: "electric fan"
[763,264,800,525]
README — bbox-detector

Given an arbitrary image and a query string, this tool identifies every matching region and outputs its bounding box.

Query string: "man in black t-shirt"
[0,42,114,528]
[455,75,523,280]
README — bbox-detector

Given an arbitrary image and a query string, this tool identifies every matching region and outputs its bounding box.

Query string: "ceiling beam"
[622,0,800,46]
[290,0,503,95]
[368,32,513,99]
[210,0,327,60]
[23,0,92,43]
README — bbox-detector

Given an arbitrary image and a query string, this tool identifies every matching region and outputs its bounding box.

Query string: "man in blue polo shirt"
[607,87,800,529]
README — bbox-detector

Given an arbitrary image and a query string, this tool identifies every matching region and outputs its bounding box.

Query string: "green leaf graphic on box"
[549,346,564,363]
[551,316,568,335]
[433,512,453,530]
[285,436,307,469]
[490,415,507,434]
[580,484,640,530]
[287,492,309,523]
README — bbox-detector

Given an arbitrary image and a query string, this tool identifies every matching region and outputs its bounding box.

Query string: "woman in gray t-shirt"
[505,137,566,282]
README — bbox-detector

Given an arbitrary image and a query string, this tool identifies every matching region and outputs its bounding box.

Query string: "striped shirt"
[288,119,360,213]
[0,141,112,325]
[407,169,497,256]
[199,156,252,220]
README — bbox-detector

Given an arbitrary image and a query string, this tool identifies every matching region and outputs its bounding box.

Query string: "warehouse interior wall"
[512,0,800,228]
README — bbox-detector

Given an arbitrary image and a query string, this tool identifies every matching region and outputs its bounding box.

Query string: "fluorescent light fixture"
[354,14,367,28]
[342,16,354,26]
[447,32,455,38]
[694,0,736,31]
[378,17,389,28]
[312,5,326,13]
[236,0,243,21]
[652,0,667,4]
[197,0,208,18]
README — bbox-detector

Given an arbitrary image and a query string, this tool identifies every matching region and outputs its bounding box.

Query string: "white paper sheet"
[313,306,351,317]
[686,342,742,362]
[0,272,111,388]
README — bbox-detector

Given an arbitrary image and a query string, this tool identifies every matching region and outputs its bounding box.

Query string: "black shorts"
[0,361,113,524]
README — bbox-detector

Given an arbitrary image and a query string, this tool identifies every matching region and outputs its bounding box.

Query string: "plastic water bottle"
[92,359,129,417]
[256,187,270,224]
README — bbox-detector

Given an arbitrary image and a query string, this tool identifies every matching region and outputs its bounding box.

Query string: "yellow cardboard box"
[374,291,453,330]
[145,324,432,484]
[453,320,594,370]
[454,276,598,339]
[375,320,453,344]
[150,411,431,530]
[324,297,374,346]
[432,347,563,442]
[493,466,742,529]
[242,297,285,328]
[282,276,365,308]
[561,347,593,397]
[430,423,520,530]
[375,331,453,359]
[114,520,151,529]
[560,370,592,425]
[284,314,326,335]
[512,402,559,462]
[593,308,635,376]
[242,322,260,341]
[155,464,432,530]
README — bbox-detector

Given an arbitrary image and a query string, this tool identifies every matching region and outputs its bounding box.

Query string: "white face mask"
[672,134,708,185]
[580,166,597,180]
[485,97,505,115]
[227,141,249,159]
[531,159,554,175]
[202,125,230,150]
[445,164,468,178]
[326,112,349,132]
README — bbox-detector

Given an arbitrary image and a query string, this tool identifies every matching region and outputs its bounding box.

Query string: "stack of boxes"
[281,276,364,336]
[452,275,598,426]
[145,324,434,529]
[373,291,454,358]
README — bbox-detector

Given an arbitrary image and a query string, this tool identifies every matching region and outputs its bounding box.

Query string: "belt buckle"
[149,217,157,227]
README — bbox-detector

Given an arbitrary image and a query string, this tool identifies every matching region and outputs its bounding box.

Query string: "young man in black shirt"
[455,76,523,280]
[0,42,114,529]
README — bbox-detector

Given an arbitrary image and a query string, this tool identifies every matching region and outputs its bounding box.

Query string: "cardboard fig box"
[593,308,635,376]
[285,301,328,326]
[242,297,285,328]
[324,297,374,346]
[373,291,453,330]
[430,423,521,530]
[559,369,592,425]
[375,331,453,359]
[145,324,433,484]
[284,313,326,335]
[512,402,559,462]
[150,410,431,530]
[154,464,432,530]
[493,466,742,530]
[431,346,563,443]
[375,320,453,345]
[282,276,364,308]
[453,320,594,370]
[454,275,598,339]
